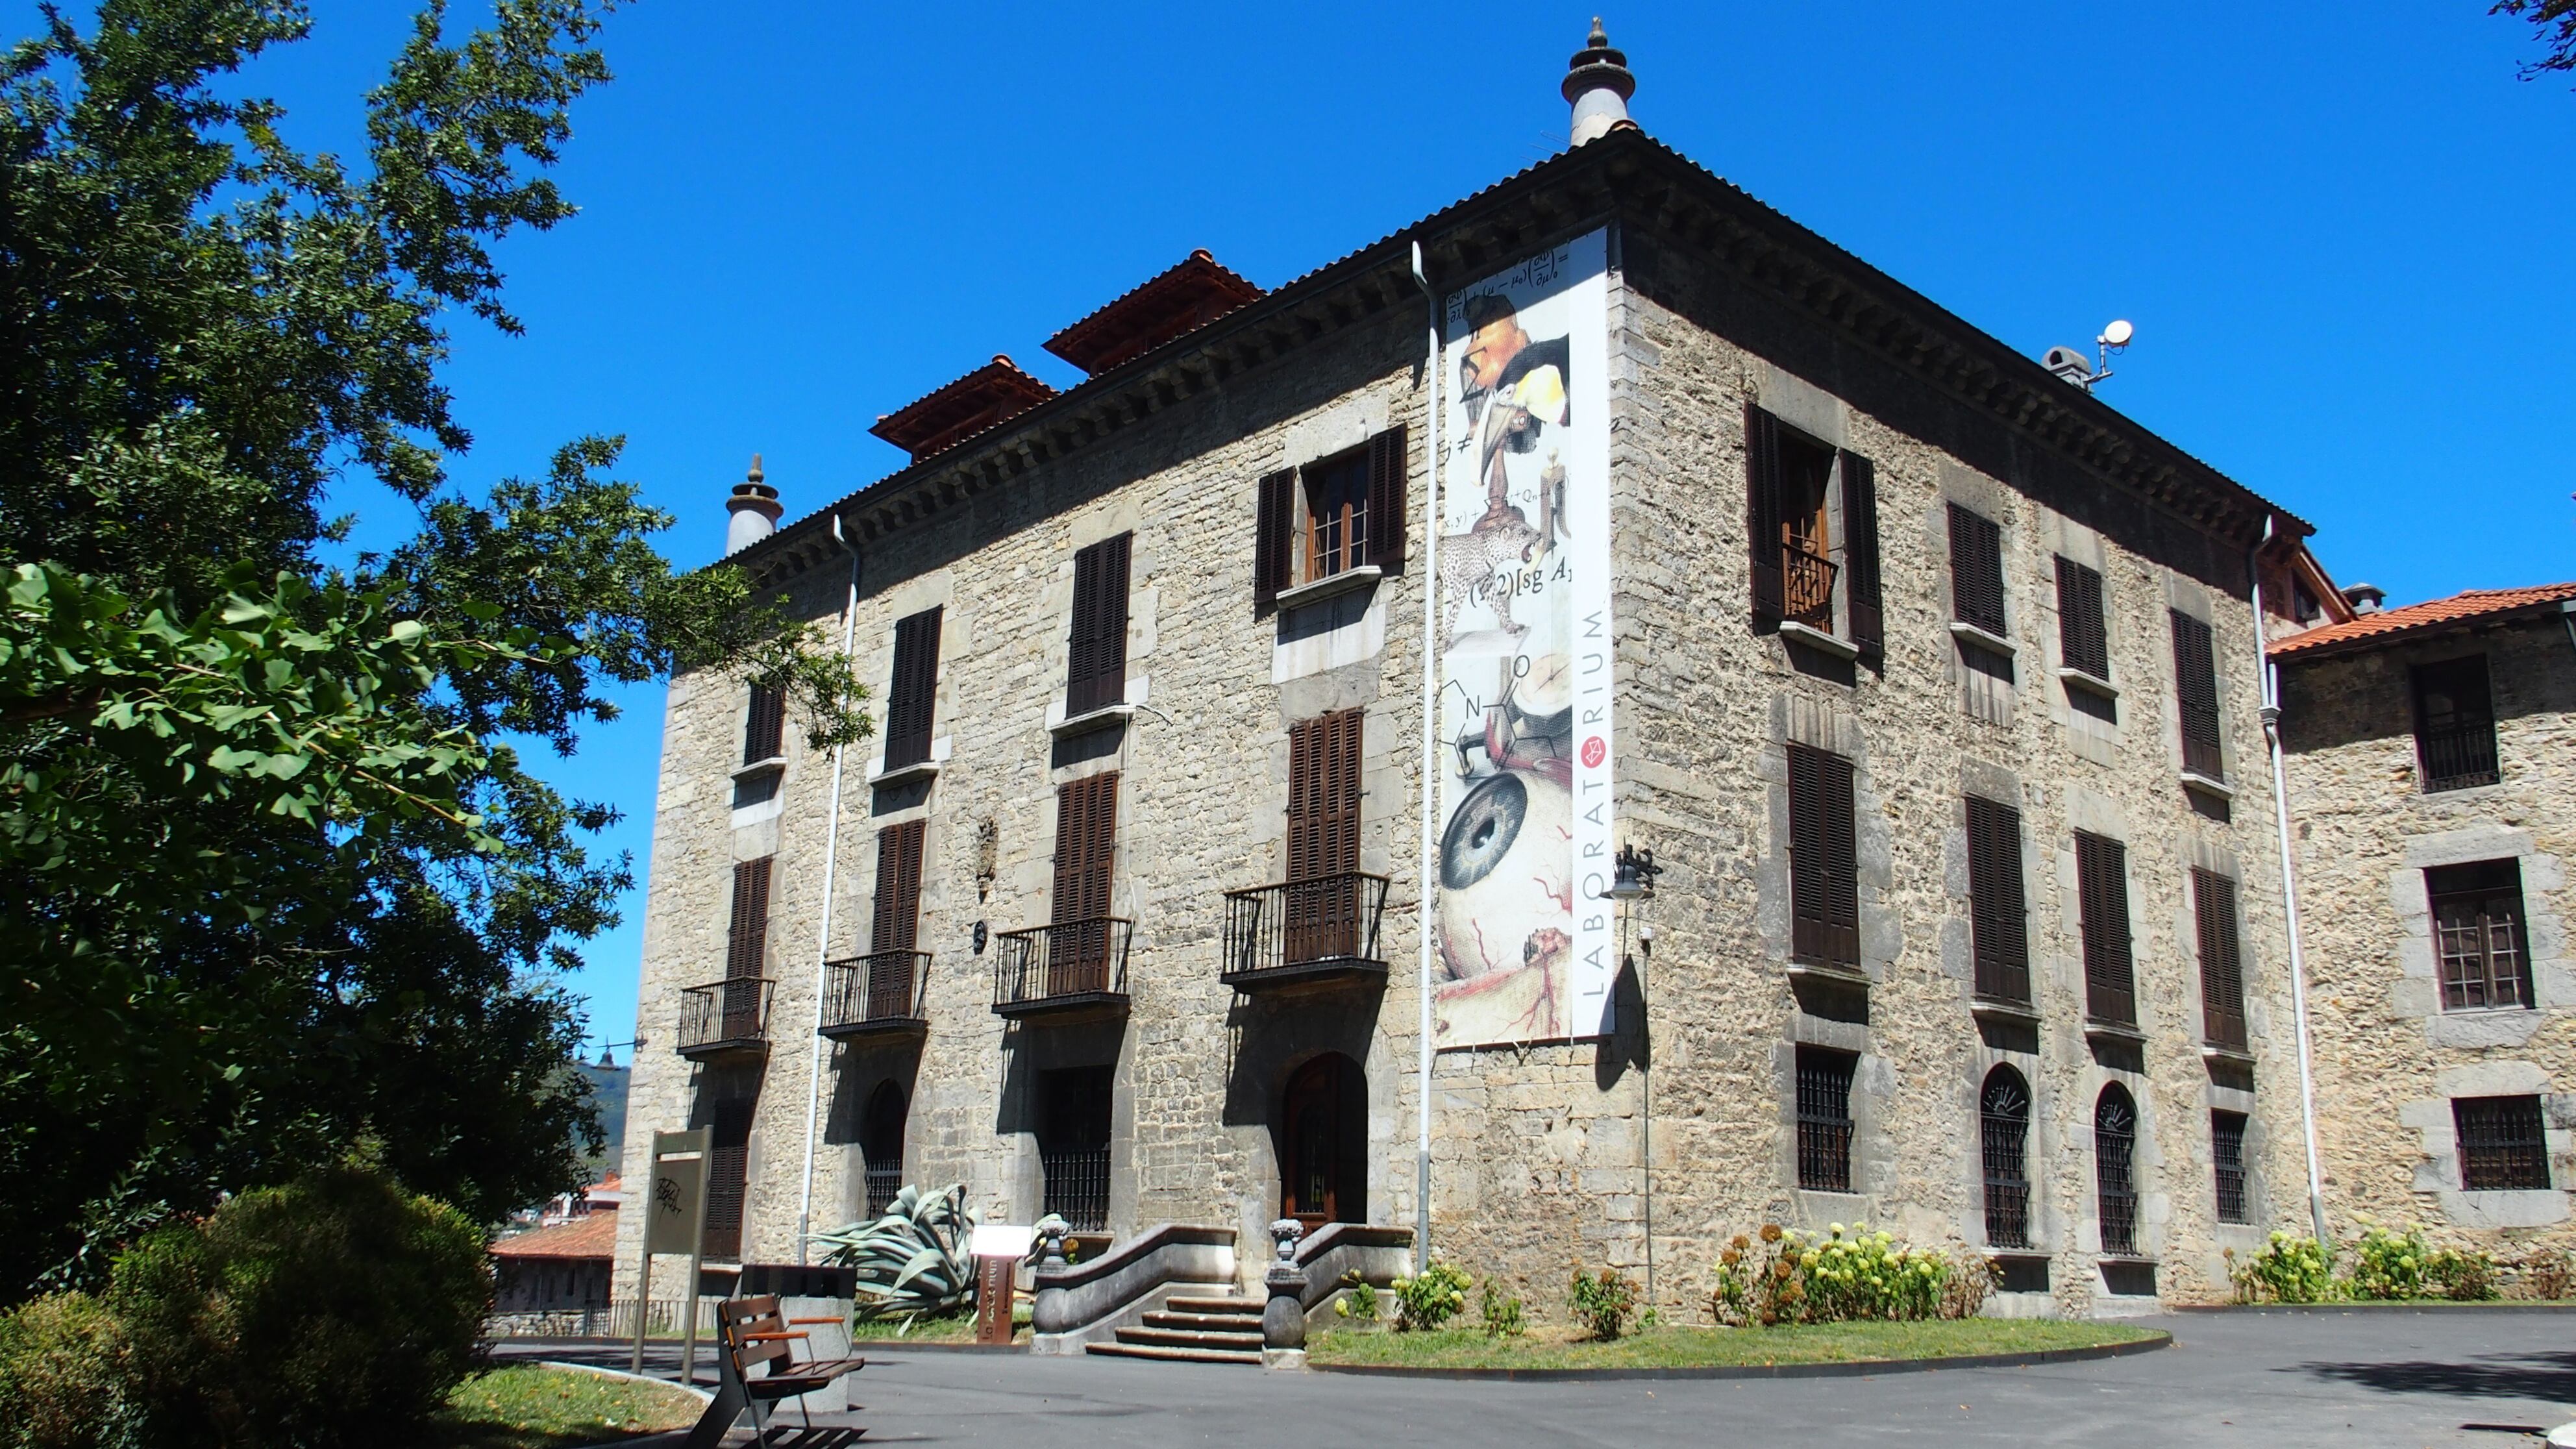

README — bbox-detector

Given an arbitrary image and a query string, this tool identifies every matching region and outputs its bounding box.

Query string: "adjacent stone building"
[2275,583,2576,1254]
[615,31,2332,1321]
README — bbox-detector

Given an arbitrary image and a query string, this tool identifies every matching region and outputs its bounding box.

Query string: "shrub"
[2228,1232,2338,1304]
[1332,1270,1380,1325]
[811,1184,976,1325]
[2345,1220,2431,1300]
[2425,1246,2499,1302]
[1567,1267,1637,1341]
[1389,1260,1470,1332]
[1479,1281,1526,1338]
[0,1292,142,1449]
[2512,1249,2573,1301]
[1712,1224,1950,1327]
[1939,1251,1999,1321]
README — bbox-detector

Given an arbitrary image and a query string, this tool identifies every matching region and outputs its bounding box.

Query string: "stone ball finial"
[747,452,765,485]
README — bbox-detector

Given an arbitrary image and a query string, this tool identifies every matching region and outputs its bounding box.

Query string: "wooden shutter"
[1287,710,1364,881]
[1745,404,1784,634]
[871,820,927,956]
[882,607,943,771]
[1365,424,1407,572]
[1066,533,1132,716]
[1947,504,2006,636]
[2075,832,2136,1025]
[1965,795,2029,1002]
[1254,468,1294,614]
[2055,557,2109,680]
[743,684,786,765]
[1051,773,1117,928]
[2171,610,2223,780]
[2193,868,2246,1048]
[725,857,773,979]
[1839,449,1883,661]
[701,1096,754,1260]
[1788,743,1860,967]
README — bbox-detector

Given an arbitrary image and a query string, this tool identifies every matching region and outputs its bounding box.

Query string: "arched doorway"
[1280,1054,1367,1230]
[861,1080,907,1217]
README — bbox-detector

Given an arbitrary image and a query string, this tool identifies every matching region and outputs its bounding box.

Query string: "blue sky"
[59,3,2573,1058]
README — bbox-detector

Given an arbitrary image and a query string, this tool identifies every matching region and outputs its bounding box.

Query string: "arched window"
[861,1081,908,1217]
[2094,1085,2140,1256]
[1979,1068,2031,1248]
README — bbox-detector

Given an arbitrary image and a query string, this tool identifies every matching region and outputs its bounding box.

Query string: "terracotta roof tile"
[2268,582,2576,658]
[490,1207,617,1260]
[1045,250,1263,375]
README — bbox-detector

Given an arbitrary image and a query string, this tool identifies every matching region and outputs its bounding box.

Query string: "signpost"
[632,1129,709,1380]
[967,1224,1035,1346]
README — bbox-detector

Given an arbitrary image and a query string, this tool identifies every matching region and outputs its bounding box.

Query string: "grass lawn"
[436,1364,702,1448]
[1307,1318,2162,1372]
[846,1302,1031,1344]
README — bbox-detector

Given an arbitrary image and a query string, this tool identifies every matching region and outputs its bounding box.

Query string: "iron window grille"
[1947,504,2007,637]
[2094,1089,2141,1257]
[2212,1111,2250,1224]
[1041,1148,1111,1232]
[2454,1095,2551,1191]
[863,1163,902,1219]
[1980,1069,2033,1248]
[1795,1047,1857,1193]
[2429,860,2533,1011]
[2413,654,2500,793]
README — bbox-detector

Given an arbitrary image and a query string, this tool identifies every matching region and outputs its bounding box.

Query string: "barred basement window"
[1947,504,2007,637]
[743,682,786,765]
[2454,1095,2551,1192]
[2075,832,2137,1027]
[1040,1065,1115,1231]
[2413,654,2499,793]
[1795,1046,1857,1193]
[1980,1067,2033,1248]
[2094,1085,2141,1257]
[1966,795,2029,1002]
[2429,860,2532,1012]
[2211,1110,2249,1224]
[861,1080,908,1218]
[1787,743,1860,969]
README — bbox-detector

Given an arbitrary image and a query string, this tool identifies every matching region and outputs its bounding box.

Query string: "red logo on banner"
[1580,736,1606,769]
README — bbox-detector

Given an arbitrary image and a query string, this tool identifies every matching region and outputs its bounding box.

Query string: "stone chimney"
[2340,582,2385,616]
[725,454,782,555]
[1563,18,1637,146]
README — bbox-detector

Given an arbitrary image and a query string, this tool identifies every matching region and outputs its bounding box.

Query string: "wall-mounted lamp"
[1607,843,1661,902]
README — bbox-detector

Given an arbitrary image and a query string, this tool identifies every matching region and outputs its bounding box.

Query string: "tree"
[0,0,865,1296]
[2495,1,2576,80]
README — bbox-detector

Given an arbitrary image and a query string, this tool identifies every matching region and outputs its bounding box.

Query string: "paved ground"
[502,1308,2576,1447]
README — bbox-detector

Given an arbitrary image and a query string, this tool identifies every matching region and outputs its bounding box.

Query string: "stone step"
[1114,1325,1264,1351]
[1085,1341,1263,1365]
[1161,1294,1263,1316]
[1142,1310,1264,1332]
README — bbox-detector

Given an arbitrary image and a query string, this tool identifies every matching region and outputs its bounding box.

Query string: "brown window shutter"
[1254,468,1294,615]
[1066,533,1132,716]
[1789,743,1860,968]
[1947,504,2006,636]
[871,820,927,955]
[726,857,773,979]
[2075,832,2136,1025]
[2172,611,2223,781]
[2193,868,2246,1048]
[1966,795,2029,1002]
[744,684,786,765]
[1839,449,1883,662]
[1052,773,1118,927]
[1287,709,1364,882]
[1745,404,1784,634]
[1365,425,1407,573]
[2055,558,2110,680]
[883,607,943,771]
[700,1097,754,1259]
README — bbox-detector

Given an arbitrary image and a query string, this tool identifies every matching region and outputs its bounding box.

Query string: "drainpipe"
[795,512,864,1263]
[1410,240,1441,1272]
[2248,519,2330,1245]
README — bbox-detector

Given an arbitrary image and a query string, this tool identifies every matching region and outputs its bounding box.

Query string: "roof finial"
[747,452,764,485]
[1563,17,1637,147]
[726,452,781,555]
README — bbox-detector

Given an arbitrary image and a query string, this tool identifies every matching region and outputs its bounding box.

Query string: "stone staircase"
[1082,1293,1263,1365]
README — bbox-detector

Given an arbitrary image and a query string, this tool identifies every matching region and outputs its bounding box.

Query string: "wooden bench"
[682,1294,865,1447]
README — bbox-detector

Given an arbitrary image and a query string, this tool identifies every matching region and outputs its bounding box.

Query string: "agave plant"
[810,1183,977,1324]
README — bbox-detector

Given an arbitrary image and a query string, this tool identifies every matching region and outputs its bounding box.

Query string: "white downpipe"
[796,515,863,1263]
[2248,520,2329,1245]
[1411,241,1441,1273]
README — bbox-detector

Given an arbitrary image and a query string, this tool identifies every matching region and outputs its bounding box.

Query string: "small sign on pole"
[631,1129,709,1379]
[968,1224,1035,1346]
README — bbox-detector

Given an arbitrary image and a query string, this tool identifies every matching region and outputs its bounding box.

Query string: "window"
[1253,427,1408,610]
[1947,504,2007,637]
[2414,655,2500,792]
[1301,447,1370,582]
[1066,532,1132,717]
[2294,581,2322,624]
[1966,795,2029,1002]
[743,682,786,765]
[2429,860,2533,1011]
[1039,1065,1114,1232]
[2455,1096,2551,1191]
[861,1081,908,1217]
[870,821,926,957]
[2055,557,2111,682]
[1787,743,1860,969]
[2192,869,2248,1049]
[726,858,773,980]
[1285,710,1365,963]
[1742,406,1881,658]
[1049,773,1119,995]
[1980,1068,2033,1248]
[2094,1085,2140,1256]
[2075,832,2136,1026]
[1794,1046,1857,1193]
[702,1095,755,1260]
[2172,610,2223,781]
[2211,1111,2249,1224]
[882,607,943,771]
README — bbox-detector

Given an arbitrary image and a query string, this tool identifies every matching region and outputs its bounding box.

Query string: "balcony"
[819,951,931,1042]
[1782,541,1837,630]
[1220,873,1390,993]
[991,917,1132,1021]
[676,977,774,1061]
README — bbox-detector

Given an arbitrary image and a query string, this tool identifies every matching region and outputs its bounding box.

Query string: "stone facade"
[2280,608,2576,1253]
[614,130,2316,1322]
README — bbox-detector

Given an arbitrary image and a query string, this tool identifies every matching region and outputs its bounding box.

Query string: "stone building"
[2273,582,2576,1254]
[615,29,2329,1322]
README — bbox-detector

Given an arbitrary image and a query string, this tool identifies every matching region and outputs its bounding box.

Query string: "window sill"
[869,759,940,788]
[1274,565,1381,612]
[1787,960,1870,985]
[1777,621,1858,660]
[2179,771,2233,800]
[2199,1042,2255,1065]
[1048,703,1135,738]
[731,756,786,782]
[2083,1019,2146,1045]
[1948,621,2015,655]
[1970,995,2041,1026]
[2056,667,2118,700]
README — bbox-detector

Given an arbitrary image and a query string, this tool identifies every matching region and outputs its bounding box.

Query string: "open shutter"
[1966,796,2029,1002]
[1745,404,1784,634]
[2076,832,2136,1025]
[2194,869,2246,1048]
[1067,534,1132,715]
[726,857,773,978]
[1254,468,1294,614]
[2172,611,2223,780]
[1839,449,1883,662]
[884,608,942,770]
[871,820,926,955]
[1365,425,1407,573]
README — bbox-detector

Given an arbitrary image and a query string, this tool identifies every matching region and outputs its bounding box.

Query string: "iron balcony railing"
[1782,541,1837,630]
[820,951,931,1036]
[1041,1146,1111,1232]
[2418,722,2501,793]
[677,977,774,1057]
[1221,873,1390,985]
[991,917,1132,1013]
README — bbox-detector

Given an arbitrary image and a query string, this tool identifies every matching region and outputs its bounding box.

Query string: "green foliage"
[1332,1269,1380,1324]
[810,1185,977,1325]
[1567,1266,1638,1342]
[2346,1219,2498,1302]
[2227,1232,2338,1304]
[1478,1280,1526,1338]
[0,1292,142,1449]
[1389,1259,1470,1333]
[1712,1224,1953,1326]
[2495,0,2576,81]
